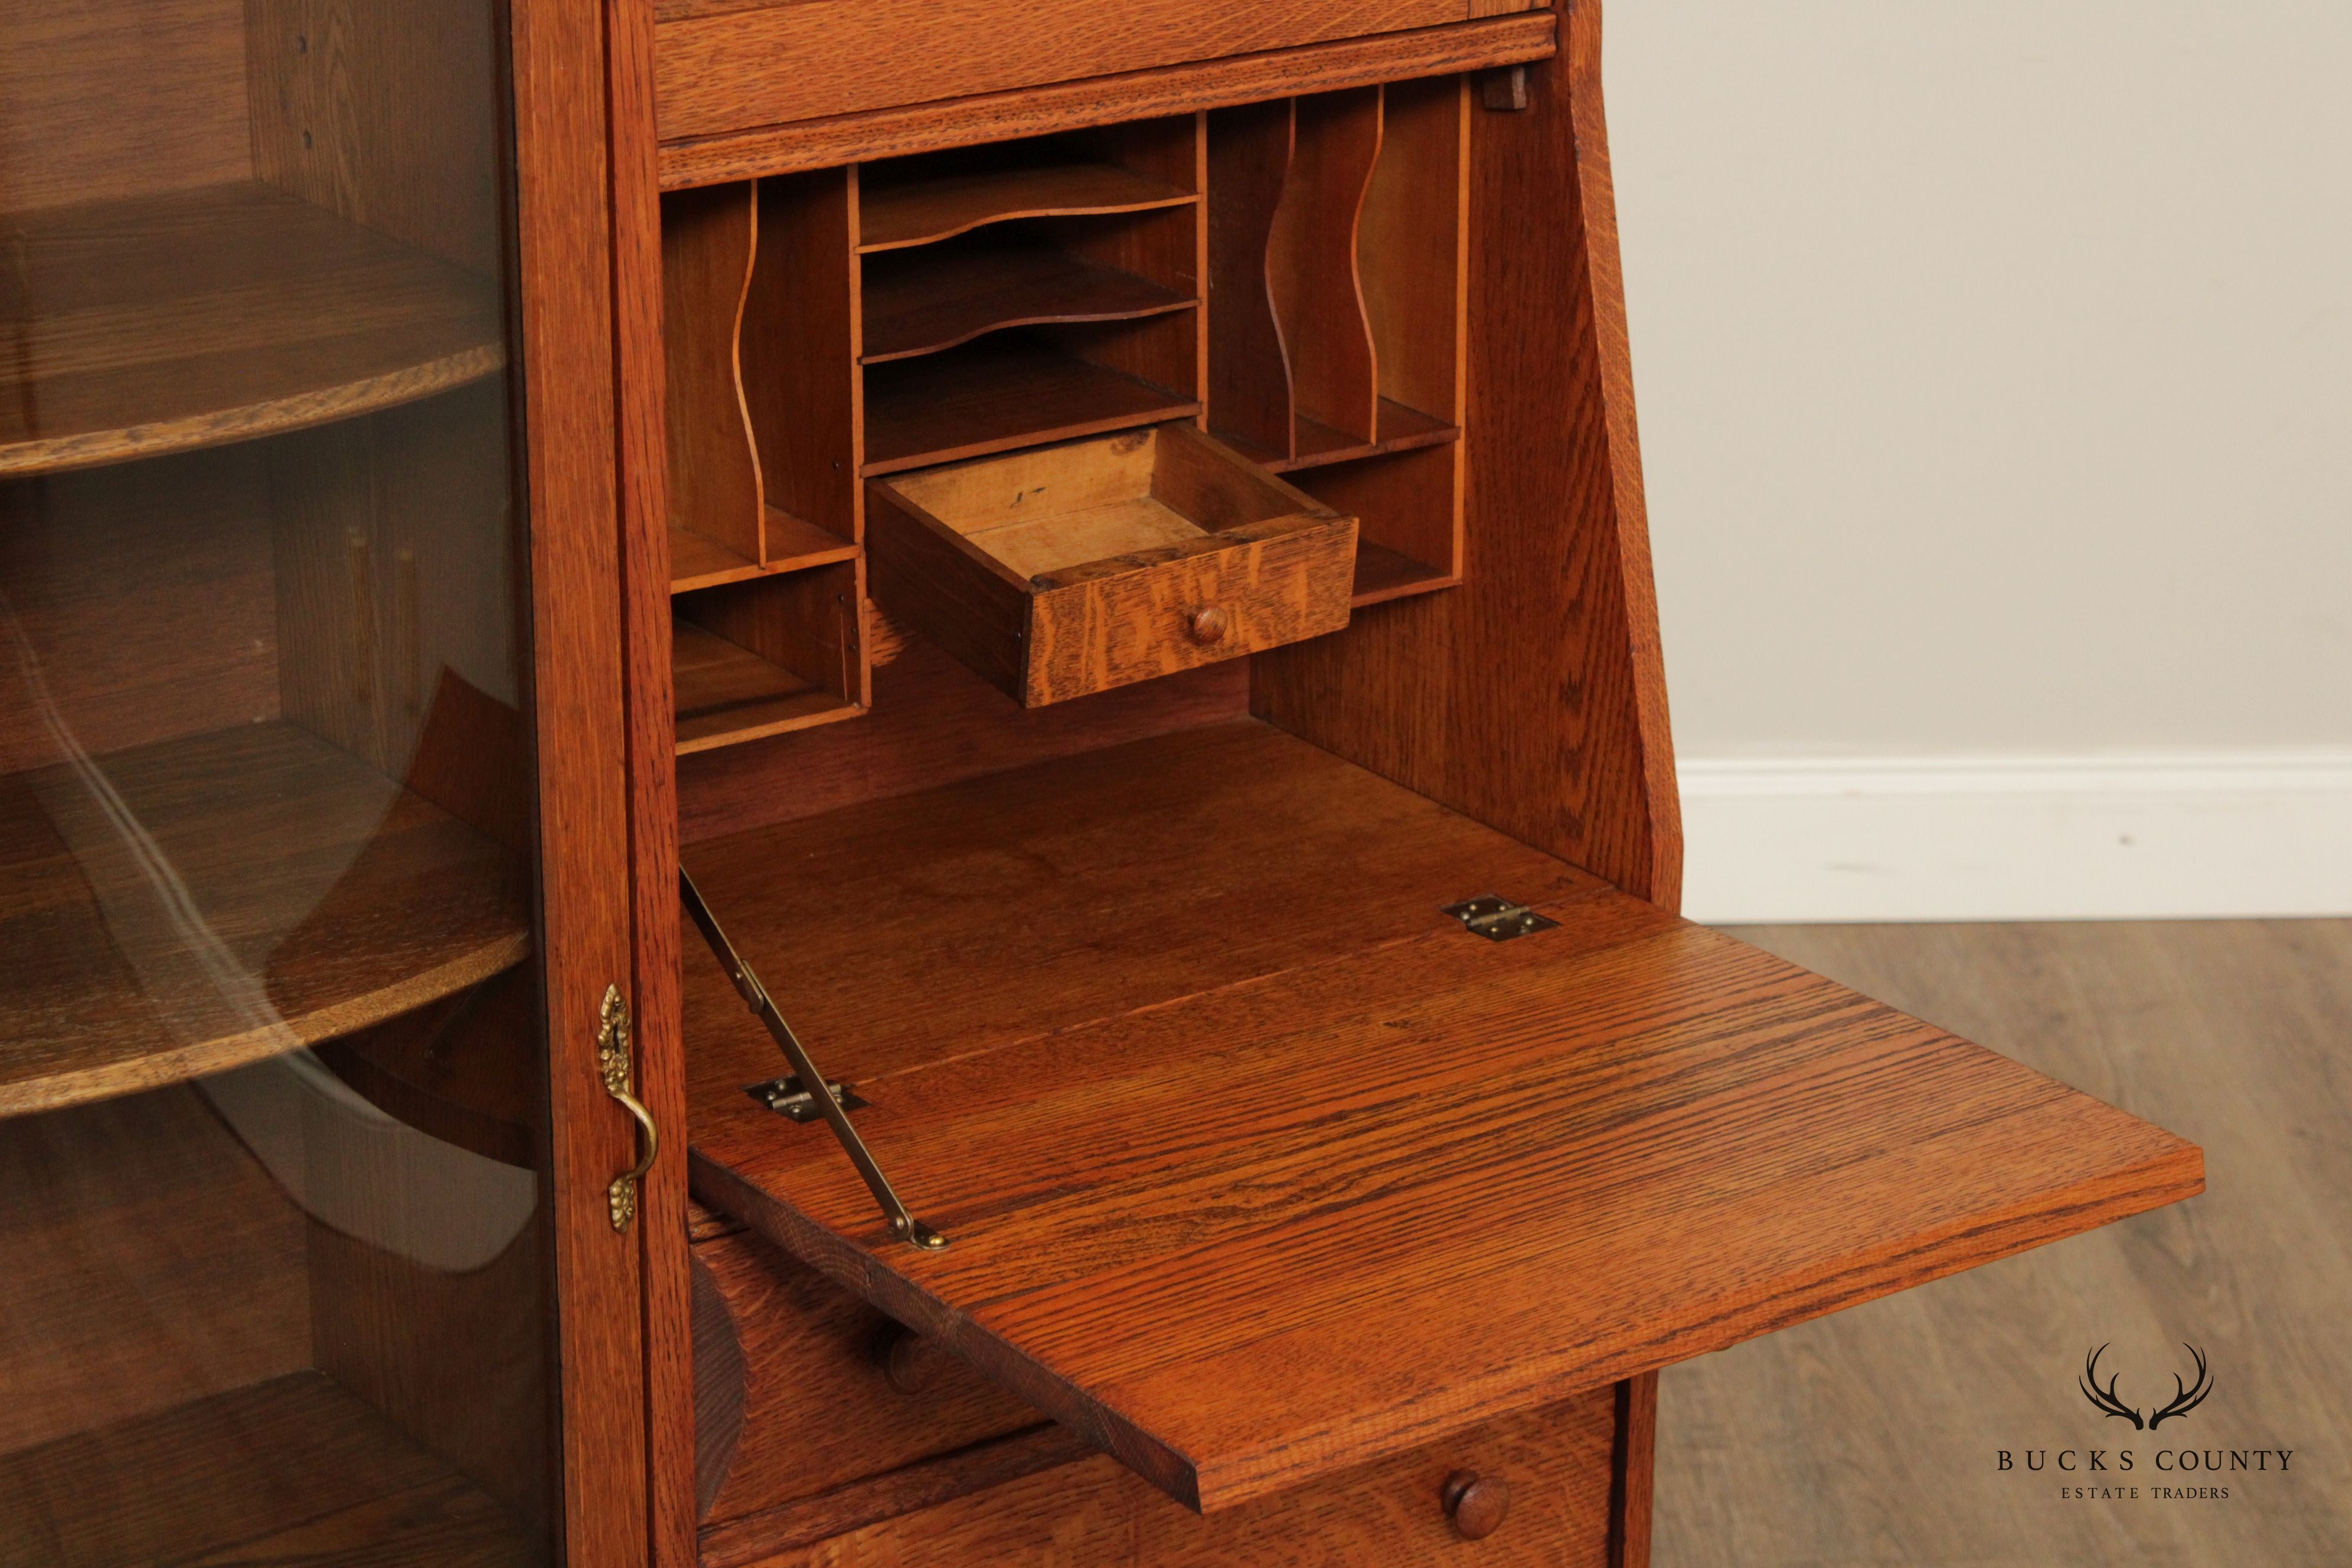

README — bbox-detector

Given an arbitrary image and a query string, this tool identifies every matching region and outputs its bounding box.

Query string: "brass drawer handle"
[599,985,659,1231]
[1443,1469,1511,1540]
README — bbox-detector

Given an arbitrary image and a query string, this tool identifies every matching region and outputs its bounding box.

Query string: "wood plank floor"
[1654,920,2352,1568]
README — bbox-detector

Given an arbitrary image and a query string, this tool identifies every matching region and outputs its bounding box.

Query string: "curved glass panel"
[0,2,554,1559]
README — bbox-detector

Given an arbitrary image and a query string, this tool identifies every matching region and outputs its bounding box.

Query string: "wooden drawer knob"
[877,1325,947,1396]
[1442,1469,1511,1540]
[1185,606,1229,646]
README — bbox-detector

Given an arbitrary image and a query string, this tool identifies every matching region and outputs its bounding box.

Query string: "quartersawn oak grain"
[0,721,530,1116]
[655,14,1557,188]
[0,183,502,477]
[656,1,1479,143]
[681,724,2202,1514]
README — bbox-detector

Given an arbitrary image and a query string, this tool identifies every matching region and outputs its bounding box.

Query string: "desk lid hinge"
[682,869,949,1252]
[1442,895,1560,942]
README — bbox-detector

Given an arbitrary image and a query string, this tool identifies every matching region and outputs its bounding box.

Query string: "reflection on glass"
[0,0,553,1560]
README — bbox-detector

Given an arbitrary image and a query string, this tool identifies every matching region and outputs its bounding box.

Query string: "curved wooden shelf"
[860,161,1195,253]
[0,721,531,1118]
[861,247,1194,365]
[0,182,504,478]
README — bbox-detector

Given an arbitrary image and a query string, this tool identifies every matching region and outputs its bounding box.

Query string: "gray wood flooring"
[1653,920,2352,1568]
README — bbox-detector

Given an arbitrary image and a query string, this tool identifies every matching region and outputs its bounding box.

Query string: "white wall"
[1605,2,2352,919]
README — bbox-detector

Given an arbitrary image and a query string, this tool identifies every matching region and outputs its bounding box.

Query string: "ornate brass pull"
[599,985,658,1231]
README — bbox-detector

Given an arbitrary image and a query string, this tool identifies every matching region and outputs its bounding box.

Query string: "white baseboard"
[1677,751,2352,924]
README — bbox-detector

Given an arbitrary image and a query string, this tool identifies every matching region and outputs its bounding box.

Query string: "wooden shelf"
[863,338,1199,476]
[0,1371,531,1564]
[860,162,1195,253]
[674,618,861,754]
[682,723,2201,1514]
[0,182,504,478]
[1221,399,1460,475]
[1349,541,1455,607]
[0,722,531,1118]
[672,511,858,594]
[861,246,1194,365]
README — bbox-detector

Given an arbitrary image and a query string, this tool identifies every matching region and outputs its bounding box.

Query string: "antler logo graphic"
[2077,1343,2213,1429]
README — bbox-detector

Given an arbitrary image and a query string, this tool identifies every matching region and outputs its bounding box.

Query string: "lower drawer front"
[738,1389,1616,1568]
[656,2,1516,141]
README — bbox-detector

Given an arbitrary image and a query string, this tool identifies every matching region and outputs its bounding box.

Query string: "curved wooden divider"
[860,247,1194,365]
[664,183,768,590]
[1267,86,1383,453]
[1206,100,1297,462]
[859,162,1195,253]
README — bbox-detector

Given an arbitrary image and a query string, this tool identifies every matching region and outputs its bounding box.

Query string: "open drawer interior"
[680,722,2203,1514]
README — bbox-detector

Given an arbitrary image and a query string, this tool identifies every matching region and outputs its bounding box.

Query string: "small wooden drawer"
[710,1387,1617,1567]
[865,423,1355,707]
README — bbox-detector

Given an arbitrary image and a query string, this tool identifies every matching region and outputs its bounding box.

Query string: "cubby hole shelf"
[672,511,860,594]
[0,183,502,479]
[860,161,1197,253]
[861,244,1195,365]
[673,563,867,756]
[862,335,1200,477]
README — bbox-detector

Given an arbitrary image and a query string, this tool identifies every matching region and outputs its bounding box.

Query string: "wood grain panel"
[1270,88,1383,446]
[710,1384,1613,1567]
[860,245,1194,365]
[743,170,862,550]
[692,1229,1041,1527]
[245,0,507,275]
[0,1372,530,1567]
[1253,7,1681,907]
[1206,100,1296,458]
[0,184,502,477]
[1361,74,1469,426]
[0,1086,308,1456]
[662,182,765,577]
[0,0,249,213]
[658,14,1559,187]
[655,1,1475,142]
[680,724,1602,1086]
[675,638,1247,844]
[0,445,278,775]
[863,334,1200,476]
[684,724,2200,1513]
[861,162,1196,253]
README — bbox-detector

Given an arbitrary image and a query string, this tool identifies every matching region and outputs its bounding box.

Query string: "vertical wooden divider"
[662,184,764,578]
[1360,75,1470,439]
[1269,86,1383,452]
[743,168,862,556]
[1207,100,1296,459]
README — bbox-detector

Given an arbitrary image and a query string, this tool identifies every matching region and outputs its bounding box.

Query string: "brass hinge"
[749,1076,869,1122]
[598,985,659,1232]
[681,870,948,1252]
[1443,895,1560,942]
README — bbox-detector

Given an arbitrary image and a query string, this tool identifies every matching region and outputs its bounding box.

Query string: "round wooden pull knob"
[1185,606,1229,646]
[877,1326,946,1396]
[1442,1469,1511,1540]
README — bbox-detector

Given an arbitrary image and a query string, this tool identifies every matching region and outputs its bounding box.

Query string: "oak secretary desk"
[0,1,2201,1564]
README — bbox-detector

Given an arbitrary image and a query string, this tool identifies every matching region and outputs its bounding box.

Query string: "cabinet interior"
[0,0,548,1557]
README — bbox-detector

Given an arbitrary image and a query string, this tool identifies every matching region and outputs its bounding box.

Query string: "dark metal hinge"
[748,1075,869,1123]
[1443,895,1560,942]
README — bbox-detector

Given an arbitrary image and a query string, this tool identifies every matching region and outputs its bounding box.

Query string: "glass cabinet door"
[0,2,634,1561]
